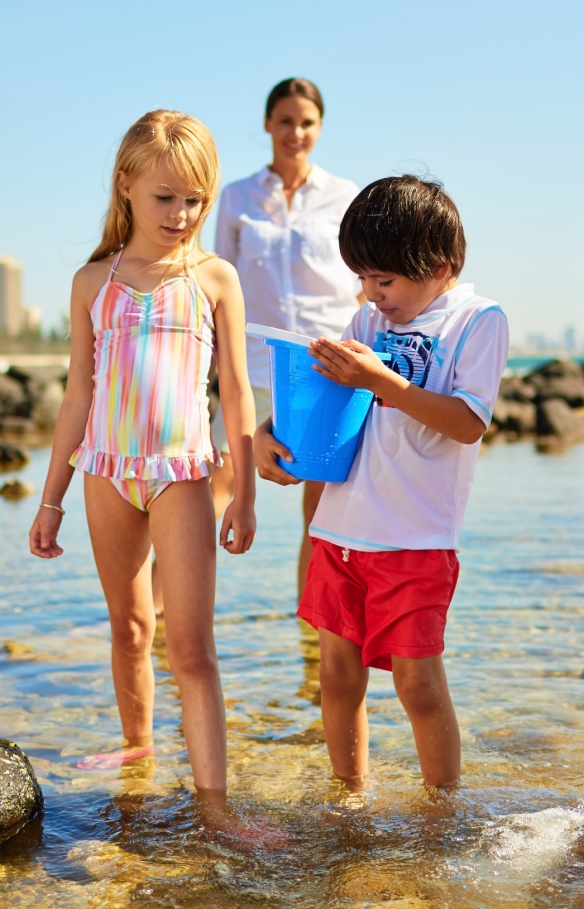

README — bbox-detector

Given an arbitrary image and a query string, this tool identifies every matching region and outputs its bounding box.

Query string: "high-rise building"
[0,255,24,337]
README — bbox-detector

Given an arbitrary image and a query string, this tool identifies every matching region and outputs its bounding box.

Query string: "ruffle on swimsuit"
[69,447,221,481]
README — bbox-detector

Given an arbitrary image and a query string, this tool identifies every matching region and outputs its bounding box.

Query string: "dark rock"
[505,401,537,434]
[0,478,35,499]
[492,399,536,434]
[0,740,43,842]
[0,444,30,472]
[0,374,28,417]
[533,376,584,408]
[498,375,537,403]
[7,364,68,389]
[527,359,583,381]
[536,398,584,451]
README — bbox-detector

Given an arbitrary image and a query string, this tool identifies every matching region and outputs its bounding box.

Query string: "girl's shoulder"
[72,256,115,310]
[195,254,241,311]
[196,253,237,280]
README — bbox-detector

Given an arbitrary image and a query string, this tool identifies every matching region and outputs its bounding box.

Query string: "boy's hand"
[309,338,393,393]
[219,499,256,554]
[29,507,64,559]
[253,418,301,487]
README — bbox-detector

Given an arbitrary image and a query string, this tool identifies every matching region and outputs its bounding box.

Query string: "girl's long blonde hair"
[89,109,220,263]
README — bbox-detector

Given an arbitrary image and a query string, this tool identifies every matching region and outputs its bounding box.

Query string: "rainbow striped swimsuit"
[70,252,221,510]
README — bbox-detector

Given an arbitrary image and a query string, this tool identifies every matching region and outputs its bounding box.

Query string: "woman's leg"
[392,655,460,787]
[298,480,325,599]
[319,627,369,781]
[84,475,156,747]
[209,453,234,521]
[149,478,226,791]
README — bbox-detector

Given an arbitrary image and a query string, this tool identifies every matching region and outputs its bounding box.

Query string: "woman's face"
[265,95,322,163]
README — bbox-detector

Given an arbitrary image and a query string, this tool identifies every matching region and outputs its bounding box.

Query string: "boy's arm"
[253,418,302,486]
[309,338,486,444]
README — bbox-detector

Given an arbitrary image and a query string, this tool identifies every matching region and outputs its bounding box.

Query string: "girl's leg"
[149,478,226,791]
[84,475,156,746]
[392,655,460,787]
[298,480,325,599]
[319,627,369,781]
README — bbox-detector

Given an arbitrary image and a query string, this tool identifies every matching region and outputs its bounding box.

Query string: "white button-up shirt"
[215,164,360,388]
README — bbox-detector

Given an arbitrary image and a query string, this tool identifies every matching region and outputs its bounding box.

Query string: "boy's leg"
[319,628,369,780]
[392,654,460,787]
[84,475,156,747]
[148,478,226,792]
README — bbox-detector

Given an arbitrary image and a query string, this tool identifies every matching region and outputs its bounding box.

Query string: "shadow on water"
[1,444,584,906]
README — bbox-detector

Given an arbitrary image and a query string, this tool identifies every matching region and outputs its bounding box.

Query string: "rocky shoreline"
[487,359,584,450]
[0,359,583,486]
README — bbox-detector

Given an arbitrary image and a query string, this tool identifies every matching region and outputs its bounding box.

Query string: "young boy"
[253,176,508,787]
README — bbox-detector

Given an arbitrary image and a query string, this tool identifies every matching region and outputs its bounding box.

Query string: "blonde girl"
[29,110,256,791]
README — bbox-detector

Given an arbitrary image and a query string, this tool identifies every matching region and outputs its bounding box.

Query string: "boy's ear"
[434,263,452,281]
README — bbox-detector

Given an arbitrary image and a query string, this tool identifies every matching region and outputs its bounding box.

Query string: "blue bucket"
[260,333,384,483]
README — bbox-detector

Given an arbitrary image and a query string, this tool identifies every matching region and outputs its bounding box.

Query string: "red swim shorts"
[297,539,459,671]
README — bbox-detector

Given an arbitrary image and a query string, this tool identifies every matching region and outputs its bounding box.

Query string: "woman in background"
[213,77,363,597]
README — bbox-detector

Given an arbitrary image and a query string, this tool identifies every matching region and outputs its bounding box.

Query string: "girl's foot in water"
[196,790,291,852]
[76,743,154,770]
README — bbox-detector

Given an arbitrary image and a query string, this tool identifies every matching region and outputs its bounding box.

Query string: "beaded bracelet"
[40,503,66,515]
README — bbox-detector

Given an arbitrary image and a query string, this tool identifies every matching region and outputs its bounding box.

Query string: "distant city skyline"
[0,255,42,338]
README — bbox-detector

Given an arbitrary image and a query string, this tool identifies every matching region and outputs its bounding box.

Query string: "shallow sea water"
[1,441,584,908]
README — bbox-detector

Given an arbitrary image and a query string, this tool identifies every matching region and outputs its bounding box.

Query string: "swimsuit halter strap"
[109,249,124,281]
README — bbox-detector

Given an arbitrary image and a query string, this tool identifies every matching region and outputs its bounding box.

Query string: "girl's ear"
[116,171,132,201]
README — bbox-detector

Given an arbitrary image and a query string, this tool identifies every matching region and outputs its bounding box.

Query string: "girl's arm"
[29,267,99,557]
[309,338,485,444]
[202,258,256,554]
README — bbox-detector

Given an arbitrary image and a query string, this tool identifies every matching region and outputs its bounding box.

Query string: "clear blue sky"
[1,0,582,344]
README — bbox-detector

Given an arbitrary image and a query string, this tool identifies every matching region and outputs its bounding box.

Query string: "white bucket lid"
[245,323,316,348]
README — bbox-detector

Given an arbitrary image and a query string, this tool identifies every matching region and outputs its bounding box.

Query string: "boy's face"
[358,267,453,324]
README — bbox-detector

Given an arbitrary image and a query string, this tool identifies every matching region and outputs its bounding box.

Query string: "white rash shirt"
[309,284,509,552]
[215,164,360,389]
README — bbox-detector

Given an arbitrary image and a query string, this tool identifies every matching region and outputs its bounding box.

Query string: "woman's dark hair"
[339,175,466,280]
[265,78,324,120]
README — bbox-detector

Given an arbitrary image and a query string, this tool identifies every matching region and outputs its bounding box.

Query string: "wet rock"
[536,398,584,451]
[0,443,30,472]
[491,399,536,435]
[498,375,537,403]
[0,740,43,842]
[0,373,28,416]
[528,360,584,407]
[529,359,583,381]
[4,641,35,657]
[31,379,65,428]
[6,364,68,428]
[0,478,35,499]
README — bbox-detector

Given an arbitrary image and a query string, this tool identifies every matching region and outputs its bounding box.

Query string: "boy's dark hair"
[339,175,466,280]
[265,78,324,120]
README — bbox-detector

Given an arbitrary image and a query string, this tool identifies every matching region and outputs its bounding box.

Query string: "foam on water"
[481,805,584,869]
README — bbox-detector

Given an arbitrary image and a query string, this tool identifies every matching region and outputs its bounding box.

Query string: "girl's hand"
[29,507,64,559]
[219,500,256,555]
[253,418,301,487]
[308,337,390,392]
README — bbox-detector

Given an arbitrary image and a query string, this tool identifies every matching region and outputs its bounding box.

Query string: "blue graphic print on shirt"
[373,329,440,406]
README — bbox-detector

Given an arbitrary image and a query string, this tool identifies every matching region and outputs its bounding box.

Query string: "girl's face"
[118,159,203,249]
[265,95,322,163]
